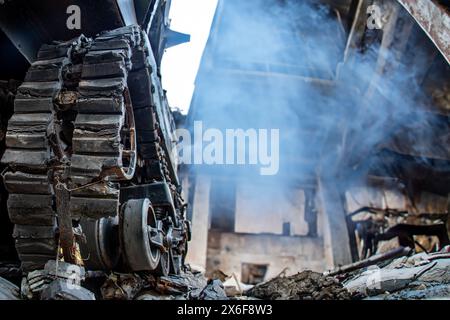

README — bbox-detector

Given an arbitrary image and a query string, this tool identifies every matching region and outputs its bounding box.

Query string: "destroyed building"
[183,0,450,284]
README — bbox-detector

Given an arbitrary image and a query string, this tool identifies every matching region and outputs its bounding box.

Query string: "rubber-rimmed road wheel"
[121,198,160,271]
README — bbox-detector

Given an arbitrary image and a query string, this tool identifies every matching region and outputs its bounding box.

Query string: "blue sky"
[161,0,218,114]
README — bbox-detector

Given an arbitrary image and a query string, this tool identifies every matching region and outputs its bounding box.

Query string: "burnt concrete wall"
[205,231,327,282]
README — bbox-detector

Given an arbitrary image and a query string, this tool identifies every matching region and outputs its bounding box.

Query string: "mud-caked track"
[1,25,189,276]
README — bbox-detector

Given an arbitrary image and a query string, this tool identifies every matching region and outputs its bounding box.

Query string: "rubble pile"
[101,268,228,300]
[245,270,351,300]
[0,264,229,300]
[342,246,450,300]
[1,248,449,300]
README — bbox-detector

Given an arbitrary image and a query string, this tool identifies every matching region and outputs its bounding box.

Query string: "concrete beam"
[317,178,353,268]
[396,0,450,65]
[185,175,211,270]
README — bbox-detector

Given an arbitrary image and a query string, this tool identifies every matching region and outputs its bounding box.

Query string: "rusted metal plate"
[397,0,450,65]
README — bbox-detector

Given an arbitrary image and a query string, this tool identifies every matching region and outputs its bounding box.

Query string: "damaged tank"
[0,0,191,290]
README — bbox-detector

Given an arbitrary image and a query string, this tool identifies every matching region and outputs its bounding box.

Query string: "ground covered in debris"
[246,271,350,300]
[0,246,449,300]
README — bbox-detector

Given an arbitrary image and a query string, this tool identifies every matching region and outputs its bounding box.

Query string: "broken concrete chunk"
[44,260,86,283]
[194,279,228,300]
[0,277,20,300]
[135,290,181,300]
[223,277,254,297]
[343,249,450,299]
[41,279,95,300]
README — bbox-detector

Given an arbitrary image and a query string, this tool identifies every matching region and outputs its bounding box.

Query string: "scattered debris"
[4,247,450,300]
[155,271,207,296]
[0,276,20,300]
[343,246,450,299]
[223,275,253,297]
[325,246,412,276]
[41,279,95,300]
[207,270,252,297]
[21,260,94,300]
[21,269,51,299]
[368,283,450,300]
[135,290,182,300]
[245,270,351,300]
[99,270,210,300]
[101,273,145,300]
[209,269,229,282]
[193,279,228,300]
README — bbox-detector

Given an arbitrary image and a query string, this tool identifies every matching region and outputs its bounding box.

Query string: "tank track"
[2,39,80,271]
[0,79,20,268]
[1,25,187,274]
